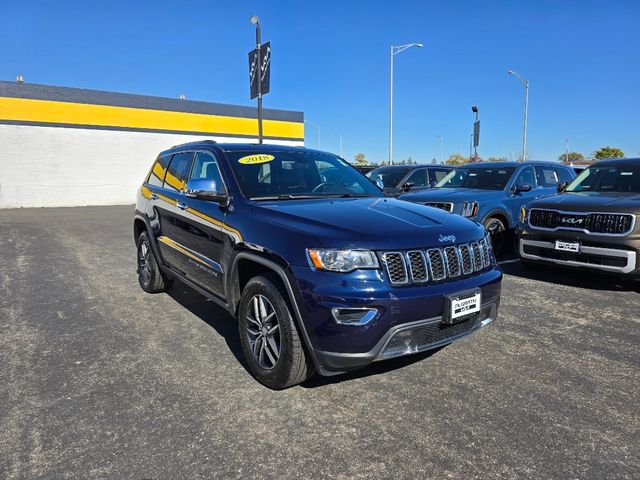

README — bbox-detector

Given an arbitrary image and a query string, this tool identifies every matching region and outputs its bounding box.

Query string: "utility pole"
[251,16,263,143]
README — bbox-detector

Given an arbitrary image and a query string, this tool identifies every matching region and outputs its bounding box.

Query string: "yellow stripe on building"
[0,96,304,139]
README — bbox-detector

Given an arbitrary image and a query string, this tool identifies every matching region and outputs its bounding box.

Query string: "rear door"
[505,166,538,226]
[142,153,175,256]
[171,151,229,298]
[154,151,195,272]
[534,165,563,199]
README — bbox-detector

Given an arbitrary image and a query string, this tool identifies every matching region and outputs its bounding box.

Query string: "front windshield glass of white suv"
[435,167,516,190]
[565,165,640,194]
[226,151,384,199]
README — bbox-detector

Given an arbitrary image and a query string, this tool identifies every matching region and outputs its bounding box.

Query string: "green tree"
[445,153,469,166]
[354,153,367,165]
[559,152,585,163]
[593,146,624,160]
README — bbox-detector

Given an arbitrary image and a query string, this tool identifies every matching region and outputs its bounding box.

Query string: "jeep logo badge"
[439,234,456,243]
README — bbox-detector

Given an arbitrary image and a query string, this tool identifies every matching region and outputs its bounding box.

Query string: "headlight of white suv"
[307,249,379,272]
[461,201,479,218]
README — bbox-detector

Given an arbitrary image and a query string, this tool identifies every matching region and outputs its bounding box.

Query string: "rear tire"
[238,274,314,389]
[136,231,172,293]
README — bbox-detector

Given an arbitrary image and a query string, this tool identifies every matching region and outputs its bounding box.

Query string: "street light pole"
[251,16,263,143]
[389,42,423,165]
[508,70,529,161]
[304,120,320,148]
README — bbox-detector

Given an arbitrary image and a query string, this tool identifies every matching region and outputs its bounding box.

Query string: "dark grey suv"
[518,158,640,277]
[367,165,452,196]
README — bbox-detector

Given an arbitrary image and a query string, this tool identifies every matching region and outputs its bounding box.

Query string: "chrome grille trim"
[528,208,636,236]
[381,252,409,285]
[406,251,428,282]
[459,244,474,275]
[426,249,447,281]
[444,246,461,277]
[380,238,494,286]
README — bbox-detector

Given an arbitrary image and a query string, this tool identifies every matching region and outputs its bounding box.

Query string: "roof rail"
[171,139,218,148]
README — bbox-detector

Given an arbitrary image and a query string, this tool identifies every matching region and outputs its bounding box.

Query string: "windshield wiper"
[250,194,328,201]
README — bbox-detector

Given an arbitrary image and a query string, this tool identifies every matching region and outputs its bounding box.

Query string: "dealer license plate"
[449,291,481,321]
[555,240,580,253]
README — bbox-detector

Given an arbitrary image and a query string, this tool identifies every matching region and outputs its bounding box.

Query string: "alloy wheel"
[245,294,281,370]
[138,239,152,285]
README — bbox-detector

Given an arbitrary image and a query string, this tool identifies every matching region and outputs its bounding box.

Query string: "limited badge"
[238,154,275,165]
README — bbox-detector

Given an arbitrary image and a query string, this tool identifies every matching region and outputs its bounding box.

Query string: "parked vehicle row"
[134,143,638,389]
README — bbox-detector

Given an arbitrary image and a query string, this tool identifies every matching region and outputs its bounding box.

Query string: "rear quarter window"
[147,154,171,188]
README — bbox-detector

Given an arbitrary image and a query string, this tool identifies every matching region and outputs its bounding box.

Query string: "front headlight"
[307,249,379,272]
[520,207,528,224]
[461,201,479,218]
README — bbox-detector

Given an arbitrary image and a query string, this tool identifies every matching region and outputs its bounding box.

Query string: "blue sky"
[1,1,639,163]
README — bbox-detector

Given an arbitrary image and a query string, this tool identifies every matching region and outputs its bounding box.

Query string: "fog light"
[331,308,378,326]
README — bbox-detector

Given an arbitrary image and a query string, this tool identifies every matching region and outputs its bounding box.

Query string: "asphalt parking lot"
[1,205,639,479]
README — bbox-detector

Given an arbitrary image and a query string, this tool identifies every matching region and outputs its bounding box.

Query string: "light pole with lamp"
[508,70,529,161]
[389,42,423,165]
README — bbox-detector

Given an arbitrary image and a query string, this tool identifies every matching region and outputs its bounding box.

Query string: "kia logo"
[560,216,584,225]
[439,234,456,243]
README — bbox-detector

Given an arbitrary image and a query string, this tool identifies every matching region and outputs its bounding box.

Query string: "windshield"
[435,167,516,190]
[367,167,412,188]
[565,165,640,193]
[226,150,384,199]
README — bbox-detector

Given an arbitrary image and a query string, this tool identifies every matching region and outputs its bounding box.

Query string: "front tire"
[136,231,172,293]
[483,216,507,255]
[238,275,314,389]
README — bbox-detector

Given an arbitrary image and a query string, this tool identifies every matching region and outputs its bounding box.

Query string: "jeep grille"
[380,237,493,286]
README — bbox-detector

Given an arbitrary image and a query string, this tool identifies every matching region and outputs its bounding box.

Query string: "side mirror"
[512,183,532,193]
[375,179,384,190]
[557,181,568,193]
[184,179,228,204]
[402,181,415,192]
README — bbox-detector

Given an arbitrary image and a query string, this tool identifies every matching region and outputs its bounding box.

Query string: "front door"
[505,166,538,225]
[171,151,229,299]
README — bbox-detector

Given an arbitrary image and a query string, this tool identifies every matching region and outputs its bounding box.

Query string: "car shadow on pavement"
[166,285,248,369]
[165,282,450,388]
[300,347,445,389]
[501,261,639,293]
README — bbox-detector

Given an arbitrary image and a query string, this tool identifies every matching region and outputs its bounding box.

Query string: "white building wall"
[0,124,302,208]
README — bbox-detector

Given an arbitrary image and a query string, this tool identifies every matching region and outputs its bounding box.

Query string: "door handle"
[176,202,188,210]
[150,193,158,200]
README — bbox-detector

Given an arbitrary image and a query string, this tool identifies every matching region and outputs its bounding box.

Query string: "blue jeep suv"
[134,142,502,389]
[400,161,575,252]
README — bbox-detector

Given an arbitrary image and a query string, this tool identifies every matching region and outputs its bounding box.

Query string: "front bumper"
[518,228,639,276]
[314,300,498,373]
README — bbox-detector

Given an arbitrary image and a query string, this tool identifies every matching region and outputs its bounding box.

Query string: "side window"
[513,167,535,187]
[429,168,450,184]
[555,167,574,184]
[406,169,427,187]
[163,152,193,192]
[191,152,226,193]
[147,154,171,188]
[535,166,559,187]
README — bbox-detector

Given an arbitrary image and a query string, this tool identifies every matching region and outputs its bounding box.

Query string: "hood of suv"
[252,197,485,249]
[400,187,503,204]
[529,191,640,214]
